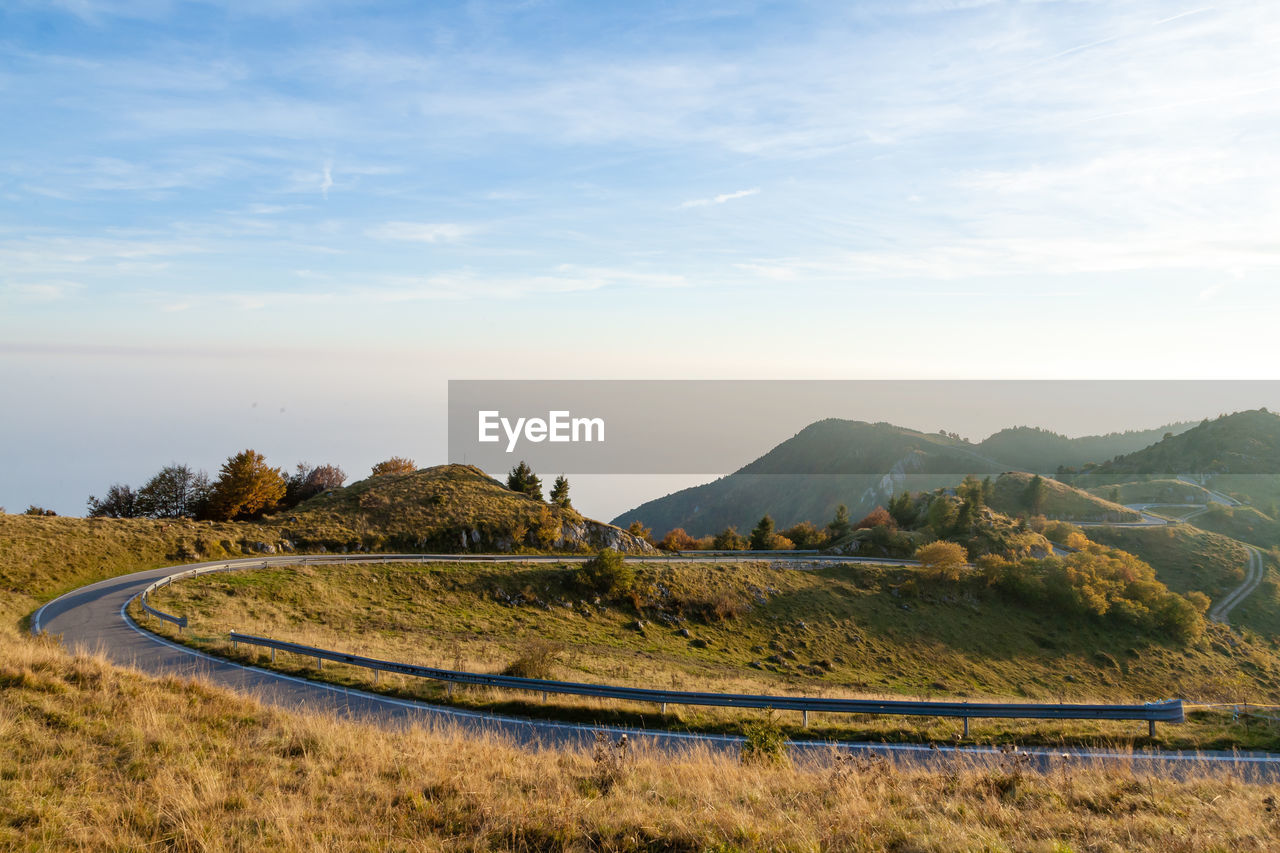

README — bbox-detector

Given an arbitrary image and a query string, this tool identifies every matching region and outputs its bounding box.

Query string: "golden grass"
[141,560,1280,751]
[3,627,1279,852]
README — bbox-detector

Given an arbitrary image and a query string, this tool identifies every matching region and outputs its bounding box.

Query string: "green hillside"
[1086,479,1216,505]
[281,464,653,554]
[988,472,1142,522]
[613,420,1004,537]
[1068,409,1280,488]
[613,418,1166,538]
[976,422,1194,473]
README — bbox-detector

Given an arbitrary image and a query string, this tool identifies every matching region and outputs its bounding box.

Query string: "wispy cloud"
[679,188,760,209]
[320,161,333,199]
[366,222,476,243]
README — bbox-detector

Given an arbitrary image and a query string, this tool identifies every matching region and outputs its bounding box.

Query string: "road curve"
[1209,545,1267,625]
[30,555,1280,780]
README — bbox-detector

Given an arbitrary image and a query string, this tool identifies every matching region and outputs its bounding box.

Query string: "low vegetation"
[4,635,1277,851]
[141,550,1280,750]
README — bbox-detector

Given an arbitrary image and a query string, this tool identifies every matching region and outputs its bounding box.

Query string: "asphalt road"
[31,555,1280,780]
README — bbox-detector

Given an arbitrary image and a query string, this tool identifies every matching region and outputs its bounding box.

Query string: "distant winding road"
[28,554,1280,779]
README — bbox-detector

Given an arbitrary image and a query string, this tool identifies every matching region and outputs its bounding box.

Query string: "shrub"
[712,526,748,550]
[658,527,697,551]
[781,520,826,549]
[24,505,56,516]
[501,639,564,680]
[916,541,969,582]
[576,548,635,598]
[370,457,416,477]
[855,507,895,530]
[741,713,788,766]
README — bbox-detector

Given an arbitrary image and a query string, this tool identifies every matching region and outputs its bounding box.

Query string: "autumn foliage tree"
[282,463,347,507]
[658,527,697,551]
[915,540,969,582]
[370,457,416,477]
[855,506,895,530]
[207,450,286,521]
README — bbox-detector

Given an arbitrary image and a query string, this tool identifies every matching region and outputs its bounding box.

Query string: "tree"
[916,541,968,582]
[658,527,697,551]
[87,483,139,518]
[283,463,347,507]
[207,450,286,521]
[1026,474,1046,516]
[506,461,543,501]
[887,492,917,527]
[855,506,895,530]
[827,504,852,539]
[549,475,571,508]
[575,548,635,598]
[370,457,415,477]
[749,515,776,551]
[781,520,825,549]
[24,505,56,516]
[136,464,210,519]
[713,525,748,550]
[626,520,653,544]
[926,495,958,536]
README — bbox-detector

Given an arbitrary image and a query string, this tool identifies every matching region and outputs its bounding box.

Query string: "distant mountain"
[612,417,1202,538]
[1074,409,1280,481]
[975,423,1195,474]
[613,420,1004,537]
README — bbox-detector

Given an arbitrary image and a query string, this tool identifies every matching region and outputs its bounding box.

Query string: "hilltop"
[987,472,1142,523]
[613,418,1170,537]
[1067,410,1280,486]
[976,422,1194,473]
[278,464,654,554]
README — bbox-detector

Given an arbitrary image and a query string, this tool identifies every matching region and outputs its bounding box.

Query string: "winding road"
[1209,545,1267,624]
[30,554,1280,779]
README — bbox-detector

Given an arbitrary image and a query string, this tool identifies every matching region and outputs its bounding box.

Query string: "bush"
[370,457,416,477]
[658,527,697,551]
[24,505,56,517]
[916,541,968,582]
[576,548,635,598]
[741,714,788,766]
[501,639,564,680]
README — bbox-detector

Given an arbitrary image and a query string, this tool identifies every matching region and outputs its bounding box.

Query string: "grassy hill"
[613,419,1187,538]
[988,472,1143,522]
[1087,478,1216,505]
[614,420,1008,538]
[145,552,1280,751]
[1069,409,1280,490]
[279,464,653,554]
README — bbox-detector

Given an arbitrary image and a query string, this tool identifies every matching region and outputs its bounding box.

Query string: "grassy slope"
[278,464,649,553]
[147,558,1280,749]
[988,472,1142,522]
[6,638,1277,852]
[0,514,283,626]
[1087,479,1217,505]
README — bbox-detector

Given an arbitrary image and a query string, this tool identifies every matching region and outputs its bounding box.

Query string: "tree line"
[86,453,421,522]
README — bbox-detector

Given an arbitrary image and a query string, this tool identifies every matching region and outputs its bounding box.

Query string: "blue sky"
[2,1,1279,517]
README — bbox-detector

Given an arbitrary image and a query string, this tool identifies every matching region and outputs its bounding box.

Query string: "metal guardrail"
[227,630,1185,736]
[136,552,1185,736]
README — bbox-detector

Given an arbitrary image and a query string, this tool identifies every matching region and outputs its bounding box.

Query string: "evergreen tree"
[506,461,543,501]
[749,514,776,550]
[549,474,571,508]
[1026,474,1046,516]
[827,503,852,538]
[713,525,748,550]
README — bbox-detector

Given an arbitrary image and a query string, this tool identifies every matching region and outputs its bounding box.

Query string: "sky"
[2,0,1279,518]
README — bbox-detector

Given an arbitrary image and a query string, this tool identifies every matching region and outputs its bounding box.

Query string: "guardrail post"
[963,717,969,738]
[802,709,809,728]
[374,670,379,685]
[542,691,548,703]
[1148,719,1156,738]
[270,648,275,664]
[232,637,238,654]
[661,702,667,715]
[316,656,322,670]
